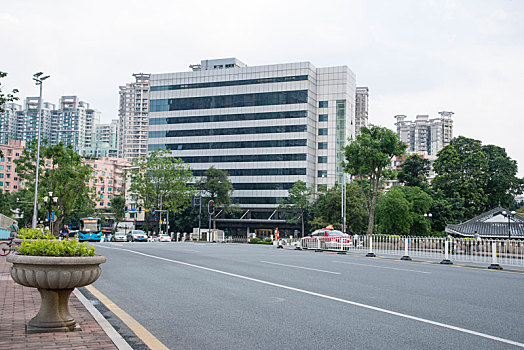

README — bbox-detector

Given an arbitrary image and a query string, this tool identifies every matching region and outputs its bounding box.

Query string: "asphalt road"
[91,242,524,350]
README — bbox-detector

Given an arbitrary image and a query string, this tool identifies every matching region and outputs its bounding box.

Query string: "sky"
[2,0,524,175]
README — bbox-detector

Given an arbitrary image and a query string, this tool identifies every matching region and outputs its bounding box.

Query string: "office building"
[394,112,454,155]
[148,58,356,217]
[118,73,150,160]
[355,87,369,136]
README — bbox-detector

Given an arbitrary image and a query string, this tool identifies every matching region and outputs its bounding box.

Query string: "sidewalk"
[0,256,118,349]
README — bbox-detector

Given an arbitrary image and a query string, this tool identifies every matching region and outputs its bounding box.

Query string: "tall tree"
[397,154,431,188]
[482,144,524,209]
[279,180,312,237]
[199,167,237,229]
[375,187,412,235]
[129,149,194,233]
[343,125,407,235]
[14,141,95,234]
[110,195,126,227]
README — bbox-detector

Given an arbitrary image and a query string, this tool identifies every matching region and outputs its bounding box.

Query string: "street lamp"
[501,210,516,239]
[31,72,50,228]
[424,213,432,235]
[43,191,58,233]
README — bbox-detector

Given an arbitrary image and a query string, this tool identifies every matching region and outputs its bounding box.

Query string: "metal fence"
[297,235,524,268]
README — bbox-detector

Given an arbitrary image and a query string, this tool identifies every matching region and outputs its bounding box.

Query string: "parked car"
[127,230,148,242]
[111,232,127,242]
[158,234,172,242]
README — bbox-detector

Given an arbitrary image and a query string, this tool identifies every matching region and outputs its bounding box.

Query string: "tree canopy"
[13,141,95,233]
[343,125,407,235]
[397,154,431,188]
[279,180,313,237]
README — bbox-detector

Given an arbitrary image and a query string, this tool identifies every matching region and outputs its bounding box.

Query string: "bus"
[78,217,102,242]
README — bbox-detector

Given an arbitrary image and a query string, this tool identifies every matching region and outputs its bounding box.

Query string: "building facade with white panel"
[148,58,356,212]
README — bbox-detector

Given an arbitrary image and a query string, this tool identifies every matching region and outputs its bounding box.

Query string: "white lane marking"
[260,261,341,275]
[97,246,524,348]
[332,260,430,274]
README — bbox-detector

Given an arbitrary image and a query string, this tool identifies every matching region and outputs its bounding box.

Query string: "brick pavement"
[0,255,118,349]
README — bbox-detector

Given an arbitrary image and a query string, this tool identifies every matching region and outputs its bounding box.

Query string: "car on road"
[303,228,353,249]
[127,230,148,242]
[111,232,127,242]
[158,234,172,242]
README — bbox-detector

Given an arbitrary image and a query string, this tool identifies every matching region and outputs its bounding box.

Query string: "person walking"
[474,230,480,252]
[8,221,19,239]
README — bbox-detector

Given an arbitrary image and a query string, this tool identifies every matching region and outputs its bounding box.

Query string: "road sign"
[48,212,55,222]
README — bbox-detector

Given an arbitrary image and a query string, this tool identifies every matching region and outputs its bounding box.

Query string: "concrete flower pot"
[6,254,106,333]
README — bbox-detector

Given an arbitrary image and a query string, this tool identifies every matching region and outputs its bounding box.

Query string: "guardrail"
[296,235,524,268]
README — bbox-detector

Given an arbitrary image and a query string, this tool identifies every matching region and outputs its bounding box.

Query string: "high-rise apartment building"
[148,58,356,211]
[0,140,26,193]
[118,73,150,160]
[83,157,130,209]
[82,119,119,158]
[394,112,454,155]
[355,87,369,137]
[0,103,22,144]
[22,97,55,144]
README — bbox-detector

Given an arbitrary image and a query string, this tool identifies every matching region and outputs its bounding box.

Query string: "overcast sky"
[2,0,523,175]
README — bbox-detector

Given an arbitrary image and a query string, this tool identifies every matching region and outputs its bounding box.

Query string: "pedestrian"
[8,221,19,239]
[60,224,70,241]
[474,230,480,252]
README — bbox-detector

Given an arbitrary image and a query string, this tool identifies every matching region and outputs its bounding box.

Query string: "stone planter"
[6,254,106,333]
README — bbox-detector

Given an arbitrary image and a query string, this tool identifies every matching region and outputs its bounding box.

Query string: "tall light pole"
[501,210,516,239]
[31,72,50,228]
[424,213,432,235]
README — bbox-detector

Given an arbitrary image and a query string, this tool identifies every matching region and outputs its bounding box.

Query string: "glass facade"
[151,75,308,92]
[150,90,308,112]
[192,168,306,177]
[319,101,328,108]
[149,125,307,138]
[149,139,307,152]
[149,110,307,125]
[177,153,307,164]
[318,128,328,135]
[319,114,328,122]
[233,183,294,190]
[318,142,328,149]
[335,100,347,183]
[235,197,285,205]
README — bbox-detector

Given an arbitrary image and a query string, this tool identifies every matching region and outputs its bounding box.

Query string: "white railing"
[296,235,524,268]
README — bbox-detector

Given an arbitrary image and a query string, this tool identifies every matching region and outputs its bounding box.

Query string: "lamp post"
[501,210,516,239]
[31,72,50,228]
[43,191,58,233]
[423,213,432,235]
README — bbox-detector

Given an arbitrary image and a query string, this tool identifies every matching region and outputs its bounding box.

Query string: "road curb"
[74,288,133,350]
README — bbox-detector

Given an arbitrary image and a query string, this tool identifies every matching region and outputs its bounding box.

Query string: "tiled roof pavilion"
[446,206,524,239]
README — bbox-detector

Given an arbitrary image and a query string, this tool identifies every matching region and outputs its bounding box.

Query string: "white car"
[111,232,127,242]
[127,230,148,242]
[158,234,172,242]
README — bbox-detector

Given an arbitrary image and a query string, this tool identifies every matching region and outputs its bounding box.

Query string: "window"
[319,114,328,122]
[7,158,11,163]
[0,166,3,170]
[319,128,328,135]
[318,142,328,149]
[6,174,10,179]
[149,139,308,152]
[149,110,307,125]
[7,166,10,171]
[150,90,309,112]
[0,158,4,162]
[108,188,112,192]
[317,184,328,192]
[94,164,97,168]
[0,182,3,186]
[178,153,307,164]
[100,202,104,206]
[108,180,112,184]
[0,174,3,178]
[318,170,327,178]
[318,156,327,163]
[192,168,306,177]
[150,125,307,139]
[319,101,328,108]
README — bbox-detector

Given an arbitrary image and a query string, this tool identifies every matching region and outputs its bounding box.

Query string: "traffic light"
[125,206,128,213]
[138,207,142,213]
[208,200,215,215]
[151,207,155,215]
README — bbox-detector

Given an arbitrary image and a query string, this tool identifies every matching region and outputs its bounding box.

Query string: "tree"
[402,186,433,235]
[376,187,412,235]
[427,189,464,234]
[397,154,431,188]
[199,166,238,230]
[110,195,126,227]
[14,141,95,234]
[310,182,367,234]
[482,144,524,209]
[432,136,524,219]
[129,149,194,233]
[343,125,407,235]
[279,180,313,237]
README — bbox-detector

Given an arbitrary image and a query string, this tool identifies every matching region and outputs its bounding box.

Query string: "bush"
[248,237,273,245]
[17,228,54,240]
[18,239,95,257]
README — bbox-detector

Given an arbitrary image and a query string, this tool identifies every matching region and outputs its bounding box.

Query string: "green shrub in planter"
[249,237,261,244]
[18,239,95,257]
[17,228,54,240]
